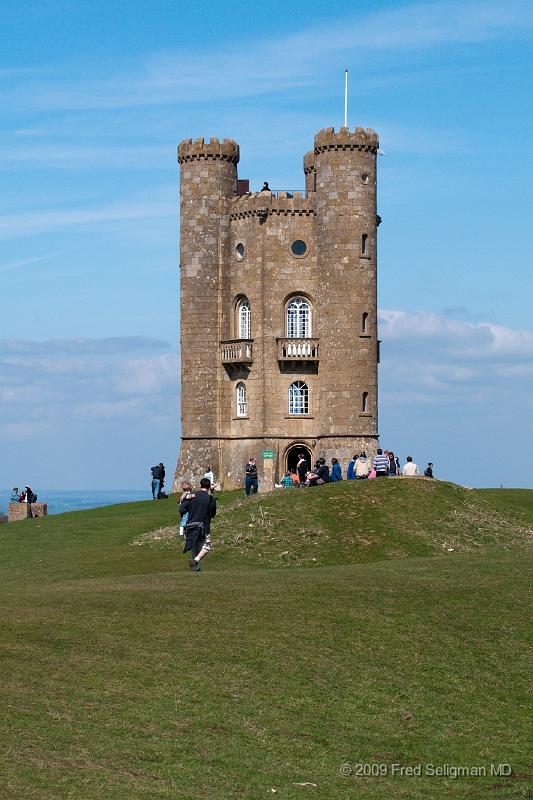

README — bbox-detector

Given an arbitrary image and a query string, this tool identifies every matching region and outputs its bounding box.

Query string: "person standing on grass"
[388,451,398,476]
[355,452,370,479]
[402,456,419,476]
[150,463,163,500]
[245,457,258,496]
[330,458,343,481]
[180,477,217,572]
[296,454,308,485]
[347,455,356,480]
[373,448,389,478]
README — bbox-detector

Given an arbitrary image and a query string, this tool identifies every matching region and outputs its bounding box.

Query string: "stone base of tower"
[174,435,379,493]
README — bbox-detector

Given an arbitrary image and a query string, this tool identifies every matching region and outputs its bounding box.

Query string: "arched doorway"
[286,444,312,474]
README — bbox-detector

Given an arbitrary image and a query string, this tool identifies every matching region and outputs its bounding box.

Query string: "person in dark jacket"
[150,463,163,499]
[424,462,434,478]
[388,452,398,476]
[296,454,308,484]
[180,477,217,572]
[347,456,356,480]
[311,458,329,485]
[330,458,343,481]
[245,458,258,496]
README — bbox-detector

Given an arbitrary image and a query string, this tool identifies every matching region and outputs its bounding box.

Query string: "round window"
[361,173,369,184]
[291,240,308,257]
[235,242,245,261]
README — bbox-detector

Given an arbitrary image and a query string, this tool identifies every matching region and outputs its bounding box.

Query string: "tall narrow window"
[289,381,309,415]
[286,298,311,338]
[361,234,368,256]
[238,299,251,339]
[362,392,369,413]
[362,312,368,333]
[236,382,247,417]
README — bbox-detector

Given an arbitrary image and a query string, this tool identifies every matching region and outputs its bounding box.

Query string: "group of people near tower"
[279,450,434,487]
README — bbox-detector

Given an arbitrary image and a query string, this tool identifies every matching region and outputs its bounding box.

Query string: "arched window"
[362,392,369,413]
[286,298,311,338]
[361,234,368,256]
[236,382,247,417]
[289,381,309,415]
[238,298,251,339]
[362,312,368,333]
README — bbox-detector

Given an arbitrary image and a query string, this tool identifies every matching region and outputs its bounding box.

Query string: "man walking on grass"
[180,477,217,572]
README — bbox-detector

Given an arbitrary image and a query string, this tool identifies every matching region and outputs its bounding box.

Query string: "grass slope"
[1,480,531,799]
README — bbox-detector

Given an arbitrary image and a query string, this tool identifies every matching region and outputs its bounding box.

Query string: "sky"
[1,0,532,491]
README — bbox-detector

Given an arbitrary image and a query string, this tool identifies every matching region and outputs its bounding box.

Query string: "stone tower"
[174,126,380,492]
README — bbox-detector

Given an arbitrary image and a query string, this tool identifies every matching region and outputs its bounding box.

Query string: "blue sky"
[1,0,532,491]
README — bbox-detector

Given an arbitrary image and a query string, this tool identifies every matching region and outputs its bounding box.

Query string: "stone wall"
[8,502,48,522]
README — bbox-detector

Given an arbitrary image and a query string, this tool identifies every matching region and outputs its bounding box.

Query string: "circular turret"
[178,136,239,164]
[314,126,379,154]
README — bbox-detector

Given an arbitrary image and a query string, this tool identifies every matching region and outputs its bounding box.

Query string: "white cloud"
[116,354,179,395]
[4,1,532,112]
[0,336,171,355]
[379,308,533,358]
[378,308,533,408]
[0,189,176,240]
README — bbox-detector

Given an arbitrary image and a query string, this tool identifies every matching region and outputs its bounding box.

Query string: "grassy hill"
[0,480,531,799]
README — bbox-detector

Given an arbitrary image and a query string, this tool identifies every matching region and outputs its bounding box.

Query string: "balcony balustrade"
[220,339,253,364]
[277,337,320,362]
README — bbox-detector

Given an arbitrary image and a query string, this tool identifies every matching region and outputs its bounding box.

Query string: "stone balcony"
[220,339,253,365]
[277,337,320,362]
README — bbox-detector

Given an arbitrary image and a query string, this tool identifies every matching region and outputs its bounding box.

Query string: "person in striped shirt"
[373,448,390,477]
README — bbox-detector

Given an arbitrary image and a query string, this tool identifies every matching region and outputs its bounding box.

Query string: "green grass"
[1,480,531,799]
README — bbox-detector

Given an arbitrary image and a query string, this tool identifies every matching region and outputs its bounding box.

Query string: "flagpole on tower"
[344,69,348,128]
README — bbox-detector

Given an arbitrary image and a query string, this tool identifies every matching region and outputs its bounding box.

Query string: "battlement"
[178,137,240,164]
[303,151,315,174]
[314,126,379,154]
[229,191,316,220]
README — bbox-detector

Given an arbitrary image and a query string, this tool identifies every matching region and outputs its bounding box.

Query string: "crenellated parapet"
[314,126,379,154]
[178,136,240,164]
[303,150,315,175]
[229,191,316,220]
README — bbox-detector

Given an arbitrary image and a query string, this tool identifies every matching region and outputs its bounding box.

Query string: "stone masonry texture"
[174,127,380,492]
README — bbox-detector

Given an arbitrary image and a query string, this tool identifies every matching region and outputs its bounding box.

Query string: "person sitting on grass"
[281,471,294,489]
[424,462,434,478]
[308,458,329,486]
[180,478,216,573]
